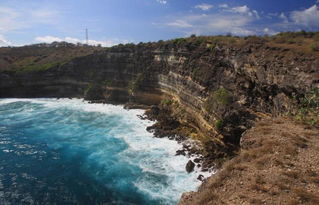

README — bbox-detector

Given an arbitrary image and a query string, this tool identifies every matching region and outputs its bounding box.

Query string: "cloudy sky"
[0,0,319,47]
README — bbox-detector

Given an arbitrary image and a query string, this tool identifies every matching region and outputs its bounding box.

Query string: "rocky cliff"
[1,35,318,144]
[0,33,319,204]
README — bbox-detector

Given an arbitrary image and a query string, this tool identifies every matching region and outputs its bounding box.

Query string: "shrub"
[128,73,145,94]
[161,99,173,106]
[205,88,232,114]
[294,88,319,126]
[215,120,223,130]
[213,87,232,105]
[172,38,186,45]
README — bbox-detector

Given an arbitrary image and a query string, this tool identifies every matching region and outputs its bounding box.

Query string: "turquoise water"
[0,99,204,205]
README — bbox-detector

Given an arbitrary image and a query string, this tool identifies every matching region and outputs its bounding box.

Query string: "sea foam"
[0,98,210,204]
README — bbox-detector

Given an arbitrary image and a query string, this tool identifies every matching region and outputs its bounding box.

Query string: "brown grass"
[179,117,319,205]
[294,188,319,204]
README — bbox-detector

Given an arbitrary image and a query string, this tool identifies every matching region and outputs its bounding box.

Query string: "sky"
[0,0,319,47]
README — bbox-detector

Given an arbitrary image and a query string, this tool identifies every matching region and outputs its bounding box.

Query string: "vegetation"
[180,118,319,205]
[214,119,223,130]
[265,31,319,54]
[205,88,232,114]
[0,43,103,72]
[212,87,232,105]
[161,99,174,106]
[128,73,145,94]
[294,88,319,126]
[18,62,62,72]
[172,38,187,45]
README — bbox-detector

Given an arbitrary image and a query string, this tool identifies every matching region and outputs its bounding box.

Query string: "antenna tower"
[85,28,89,45]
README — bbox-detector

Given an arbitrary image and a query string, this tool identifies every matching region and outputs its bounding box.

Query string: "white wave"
[0,98,214,203]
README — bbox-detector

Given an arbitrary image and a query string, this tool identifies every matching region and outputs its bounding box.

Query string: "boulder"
[186,160,195,173]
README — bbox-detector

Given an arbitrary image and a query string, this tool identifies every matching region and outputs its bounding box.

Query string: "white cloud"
[290,5,319,27]
[195,4,213,11]
[279,12,289,23]
[0,7,22,32]
[263,27,277,35]
[35,36,62,43]
[229,5,259,18]
[164,13,255,36]
[156,0,167,4]
[35,35,130,47]
[166,20,193,28]
[30,9,57,18]
[231,5,250,14]
[0,6,59,33]
[252,10,260,19]
[0,34,12,46]
[219,4,228,8]
[161,4,264,36]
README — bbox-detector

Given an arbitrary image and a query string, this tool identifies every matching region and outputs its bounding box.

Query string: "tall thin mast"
[85,28,89,45]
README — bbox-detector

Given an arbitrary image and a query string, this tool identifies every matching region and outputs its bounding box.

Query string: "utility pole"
[85,28,89,45]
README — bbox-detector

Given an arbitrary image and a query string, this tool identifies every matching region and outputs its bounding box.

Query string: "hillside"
[0,42,103,72]
[179,117,319,204]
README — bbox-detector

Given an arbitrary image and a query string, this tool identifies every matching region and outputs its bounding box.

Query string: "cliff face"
[1,35,319,204]
[0,39,318,149]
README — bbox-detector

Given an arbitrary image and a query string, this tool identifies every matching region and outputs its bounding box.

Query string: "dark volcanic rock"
[176,149,186,156]
[186,160,195,173]
[197,174,204,181]
[193,158,201,163]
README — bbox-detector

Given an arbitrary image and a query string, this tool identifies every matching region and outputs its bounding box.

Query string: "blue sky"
[0,0,319,47]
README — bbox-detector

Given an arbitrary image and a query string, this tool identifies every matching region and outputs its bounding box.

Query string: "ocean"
[0,98,205,205]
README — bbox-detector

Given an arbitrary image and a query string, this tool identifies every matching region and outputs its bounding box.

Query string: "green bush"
[213,88,232,105]
[205,88,232,114]
[172,38,186,45]
[215,120,223,130]
[294,88,319,126]
[161,99,173,106]
[128,73,145,94]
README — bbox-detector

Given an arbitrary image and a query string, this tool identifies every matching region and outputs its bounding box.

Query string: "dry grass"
[294,189,319,204]
[179,117,319,205]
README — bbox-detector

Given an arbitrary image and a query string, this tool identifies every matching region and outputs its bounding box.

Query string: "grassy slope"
[180,117,319,205]
[0,44,104,72]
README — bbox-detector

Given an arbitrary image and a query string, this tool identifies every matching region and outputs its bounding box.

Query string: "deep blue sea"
[0,98,205,205]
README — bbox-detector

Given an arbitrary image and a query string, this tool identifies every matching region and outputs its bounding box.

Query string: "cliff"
[0,33,319,204]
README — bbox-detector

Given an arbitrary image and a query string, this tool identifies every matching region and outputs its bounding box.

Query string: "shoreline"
[89,99,217,180]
